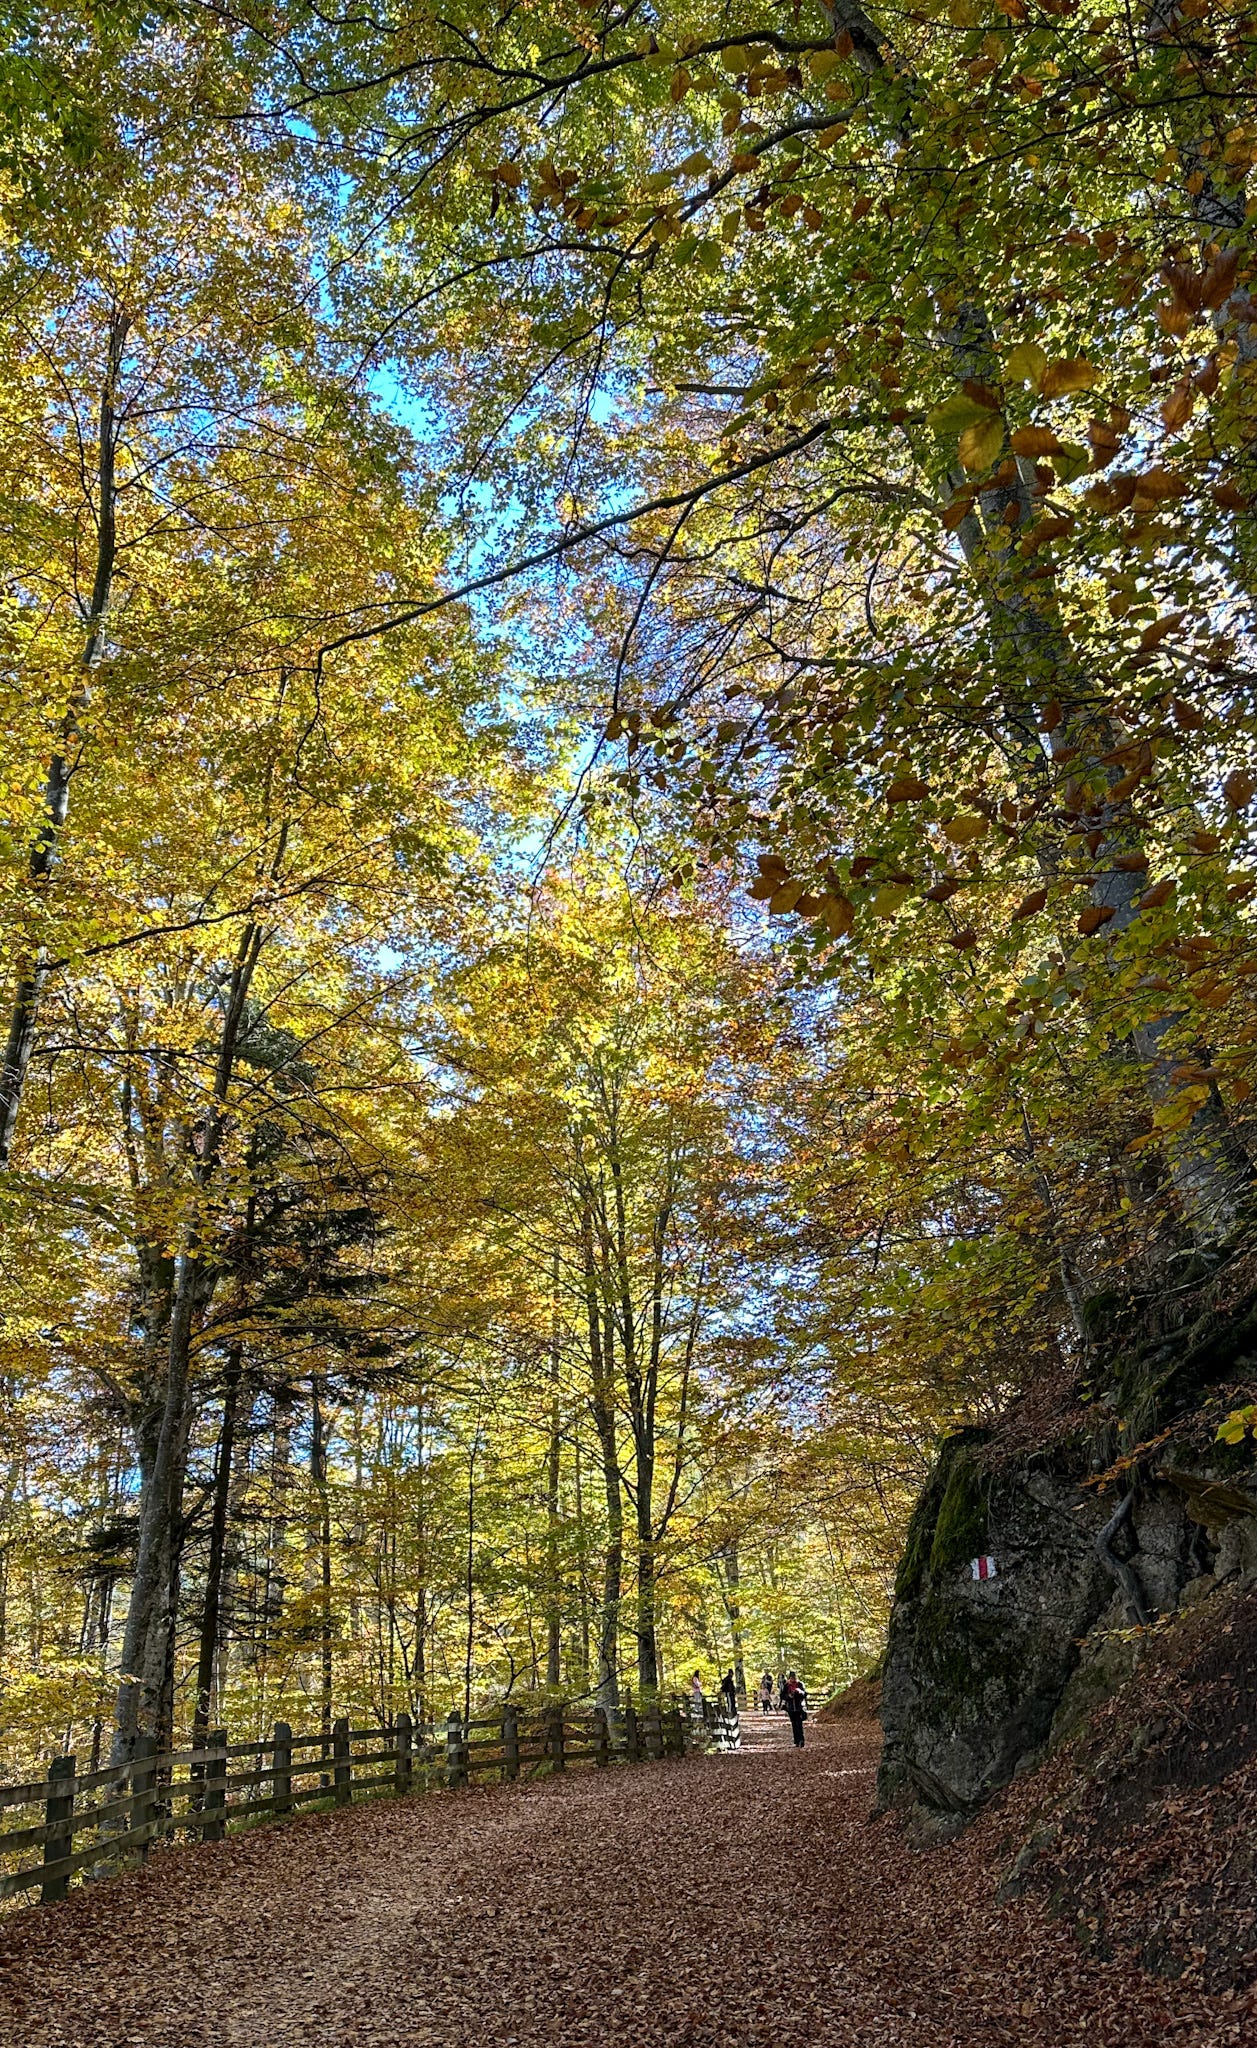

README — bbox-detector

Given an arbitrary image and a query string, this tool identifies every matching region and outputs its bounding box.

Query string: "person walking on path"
[781,1671,808,1749]
[689,1671,705,1726]
[719,1668,737,1717]
[759,1670,774,1714]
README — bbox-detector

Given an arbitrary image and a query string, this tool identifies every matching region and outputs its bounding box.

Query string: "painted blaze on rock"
[877,1429,1115,1816]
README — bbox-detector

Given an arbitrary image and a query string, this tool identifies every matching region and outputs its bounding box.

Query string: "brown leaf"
[1021,515,1073,556]
[945,926,978,949]
[1139,878,1176,909]
[1160,380,1195,431]
[1201,246,1240,311]
[1012,887,1049,919]
[1224,769,1257,809]
[886,774,929,803]
[1010,425,1065,456]
[923,877,962,902]
[1171,698,1205,731]
[1078,905,1117,934]
[1114,852,1150,872]
[1139,611,1186,650]
[819,891,855,936]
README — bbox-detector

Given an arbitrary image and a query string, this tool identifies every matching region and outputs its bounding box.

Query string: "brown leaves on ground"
[0,1718,1251,2048]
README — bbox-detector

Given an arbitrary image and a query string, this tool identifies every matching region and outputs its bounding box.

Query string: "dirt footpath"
[0,1720,1249,2048]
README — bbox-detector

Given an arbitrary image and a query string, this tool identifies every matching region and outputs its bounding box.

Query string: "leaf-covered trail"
[0,1719,1246,2048]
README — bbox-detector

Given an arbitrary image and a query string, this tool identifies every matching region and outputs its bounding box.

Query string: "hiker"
[781,1670,808,1748]
[719,1668,737,1717]
[759,1670,774,1714]
[689,1670,705,1720]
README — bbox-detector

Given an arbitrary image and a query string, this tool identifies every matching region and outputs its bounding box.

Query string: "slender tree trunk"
[0,307,129,1168]
[311,1378,334,1743]
[192,1349,243,1744]
[545,1250,562,1689]
[463,1431,477,1723]
[720,1542,747,1704]
[583,1202,622,1709]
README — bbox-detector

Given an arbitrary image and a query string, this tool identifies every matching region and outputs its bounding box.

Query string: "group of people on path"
[687,1666,811,1748]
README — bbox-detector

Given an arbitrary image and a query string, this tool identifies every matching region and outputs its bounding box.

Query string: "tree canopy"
[0,0,1254,1769]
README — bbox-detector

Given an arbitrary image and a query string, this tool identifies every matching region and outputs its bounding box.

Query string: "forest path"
[0,1720,1236,2048]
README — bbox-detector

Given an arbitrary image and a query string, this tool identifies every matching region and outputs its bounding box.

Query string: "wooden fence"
[0,1693,735,1909]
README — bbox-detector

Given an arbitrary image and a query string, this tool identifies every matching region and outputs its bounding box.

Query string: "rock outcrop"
[878,1265,1257,1828]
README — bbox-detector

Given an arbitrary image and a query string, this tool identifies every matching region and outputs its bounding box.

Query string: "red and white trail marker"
[970,1555,997,1581]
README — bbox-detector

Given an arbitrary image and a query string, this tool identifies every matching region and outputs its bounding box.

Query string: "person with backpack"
[781,1670,808,1748]
[759,1670,774,1714]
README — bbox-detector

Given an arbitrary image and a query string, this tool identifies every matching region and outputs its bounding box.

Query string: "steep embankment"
[874,1244,1257,1995]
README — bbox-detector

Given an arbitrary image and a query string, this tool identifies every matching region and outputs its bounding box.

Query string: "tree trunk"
[719,1542,748,1704]
[311,1378,334,1743]
[545,1250,562,1689]
[0,307,129,1168]
[192,1350,243,1744]
[110,918,266,1762]
[583,1201,622,1709]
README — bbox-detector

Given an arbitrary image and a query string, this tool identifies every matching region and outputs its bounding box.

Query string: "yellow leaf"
[1040,358,1099,398]
[958,414,1004,472]
[872,884,911,917]
[943,813,988,845]
[1005,342,1048,390]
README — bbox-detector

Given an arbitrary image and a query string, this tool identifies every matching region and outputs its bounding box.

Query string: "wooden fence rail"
[0,1693,725,1909]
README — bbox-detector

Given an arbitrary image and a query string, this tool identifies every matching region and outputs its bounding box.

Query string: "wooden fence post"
[40,1755,75,1904]
[546,1703,565,1773]
[395,1711,413,1796]
[273,1720,293,1816]
[624,1701,640,1764]
[333,1716,351,1806]
[204,1731,227,1841]
[645,1701,662,1760]
[502,1704,519,1782]
[593,1707,609,1767]
[671,1705,685,1756]
[131,1736,157,1860]
[446,1710,466,1790]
